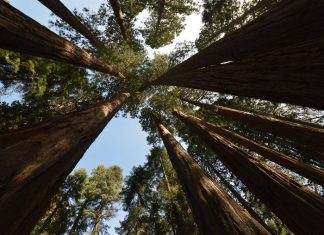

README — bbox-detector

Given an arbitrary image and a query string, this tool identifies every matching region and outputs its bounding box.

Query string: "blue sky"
[9,0,201,233]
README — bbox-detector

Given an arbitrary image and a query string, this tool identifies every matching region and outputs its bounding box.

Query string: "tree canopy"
[1,0,323,234]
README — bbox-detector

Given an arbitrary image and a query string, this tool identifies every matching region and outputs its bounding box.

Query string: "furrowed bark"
[173,110,324,234]
[0,93,130,235]
[153,115,269,235]
[209,166,274,234]
[38,0,104,48]
[156,0,324,78]
[153,0,324,109]
[208,124,324,186]
[0,1,124,78]
[181,98,324,155]
[155,38,324,109]
[109,0,127,40]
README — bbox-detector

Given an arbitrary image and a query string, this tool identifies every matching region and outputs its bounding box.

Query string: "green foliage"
[32,166,123,235]
[2,1,324,234]
[117,147,198,234]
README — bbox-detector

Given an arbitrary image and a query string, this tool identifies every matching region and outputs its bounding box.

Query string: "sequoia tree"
[109,0,128,40]
[153,115,269,235]
[152,0,324,109]
[0,1,124,77]
[181,98,324,157]
[38,0,103,48]
[0,93,130,235]
[173,109,324,234]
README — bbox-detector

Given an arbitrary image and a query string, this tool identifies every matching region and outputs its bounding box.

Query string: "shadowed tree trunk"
[0,1,124,78]
[181,98,324,155]
[173,110,324,234]
[68,198,90,235]
[211,0,278,39]
[152,0,324,109]
[154,0,166,36]
[38,0,103,48]
[0,93,130,235]
[153,115,269,235]
[205,124,324,185]
[208,166,274,234]
[109,0,127,40]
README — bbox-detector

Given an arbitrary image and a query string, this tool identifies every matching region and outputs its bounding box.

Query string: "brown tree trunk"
[153,115,270,235]
[36,199,61,234]
[68,199,89,235]
[181,98,324,155]
[154,0,165,36]
[0,1,124,78]
[69,198,89,235]
[152,0,324,109]
[214,0,277,38]
[207,124,324,185]
[208,166,274,234]
[38,0,103,48]
[156,0,324,77]
[173,110,324,234]
[90,201,105,235]
[109,0,127,41]
[0,93,130,235]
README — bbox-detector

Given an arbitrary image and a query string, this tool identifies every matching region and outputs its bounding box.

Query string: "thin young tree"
[0,93,130,235]
[173,109,324,234]
[0,1,124,78]
[153,114,270,235]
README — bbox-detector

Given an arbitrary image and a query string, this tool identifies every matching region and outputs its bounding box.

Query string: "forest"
[0,0,324,234]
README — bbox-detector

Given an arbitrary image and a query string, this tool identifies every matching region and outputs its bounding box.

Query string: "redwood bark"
[209,166,273,234]
[0,1,124,78]
[153,0,324,109]
[208,124,324,186]
[154,38,324,109]
[38,0,103,48]
[181,98,324,155]
[153,115,269,235]
[156,0,324,78]
[173,110,324,234]
[0,93,130,235]
[109,0,127,40]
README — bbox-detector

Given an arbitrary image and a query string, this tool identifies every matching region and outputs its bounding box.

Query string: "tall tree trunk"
[68,199,89,235]
[36,199,61,234]
[152,0,324,109]
[181,98,324,155]
[208,166,274,234]
[0,1,124,78]
[38,0,103,48]
[173,110,324,234]
[213,0,277,39]
[109,0,127,40]
[90,201,105,235]
[0,93,130,235]
[154,0,166,36]
[205,123,324,185]
[153,115,270,235]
